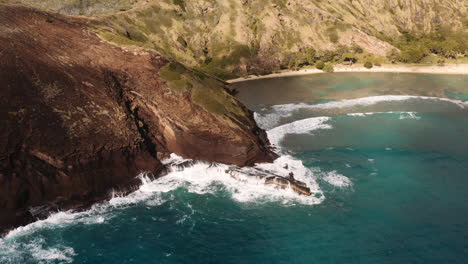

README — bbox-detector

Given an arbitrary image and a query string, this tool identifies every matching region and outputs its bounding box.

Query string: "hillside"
[5,0,468,78]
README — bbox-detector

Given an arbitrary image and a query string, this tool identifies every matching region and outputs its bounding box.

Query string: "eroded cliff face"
[0,4,274,233]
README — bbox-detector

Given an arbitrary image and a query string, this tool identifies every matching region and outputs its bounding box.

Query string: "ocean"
[1,73,467,263]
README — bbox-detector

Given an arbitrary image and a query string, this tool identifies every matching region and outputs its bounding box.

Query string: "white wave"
[272,95,467,113]
[267,117,332,146]
[0,237,76,264]
[30,242,76,263]
[399,112,421,120]
[256,95,457,128]
[254,112,282,130]
[5,208,108,240]
[322,171,353,188]
[347,112,368,116]
[346,111,421,120]
[157,154,324,205]
[3,152,325,243]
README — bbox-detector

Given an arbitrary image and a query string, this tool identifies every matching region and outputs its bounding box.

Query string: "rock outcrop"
[0,4,275,233]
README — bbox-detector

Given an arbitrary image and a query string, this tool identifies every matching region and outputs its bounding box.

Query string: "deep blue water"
[1,74,468,264]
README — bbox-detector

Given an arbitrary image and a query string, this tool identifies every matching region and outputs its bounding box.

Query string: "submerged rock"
[264,176,312,196]
[0,4,275,234]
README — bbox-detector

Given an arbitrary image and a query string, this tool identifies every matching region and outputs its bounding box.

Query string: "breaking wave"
[0,237,76,264]
[9,96,447,262]
[255,95,467,128]
[272,95,468,112]
[347,111,421,120]
[267,117,332,146]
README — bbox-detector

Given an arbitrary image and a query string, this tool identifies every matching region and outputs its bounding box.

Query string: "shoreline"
[227,64,468,83]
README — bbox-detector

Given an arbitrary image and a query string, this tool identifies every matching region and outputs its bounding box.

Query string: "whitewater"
[1,93,467,264]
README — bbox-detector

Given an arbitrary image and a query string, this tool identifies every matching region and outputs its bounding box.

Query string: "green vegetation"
[364,61,373,69]
[399,45,427,63]
[351,44,364,54]
[390,29,468,63]
[157,61,248,125]
[280,48,317,70]
[342,53,357,63]
[323,63,334,73]
[316,61,325,70]
[173,0,186,12]
[437,58,446,66]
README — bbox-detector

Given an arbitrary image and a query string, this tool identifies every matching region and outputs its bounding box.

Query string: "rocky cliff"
[0,4,274,233]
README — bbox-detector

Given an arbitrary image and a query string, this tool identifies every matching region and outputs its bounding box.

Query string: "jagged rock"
[226,167,312,196]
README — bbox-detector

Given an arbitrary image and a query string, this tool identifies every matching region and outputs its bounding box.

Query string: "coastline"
[227,64,468,83]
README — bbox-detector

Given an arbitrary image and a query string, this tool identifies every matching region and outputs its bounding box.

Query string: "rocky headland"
[0,4,275,234]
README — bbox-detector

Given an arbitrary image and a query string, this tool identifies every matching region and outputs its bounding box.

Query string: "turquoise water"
[1,74,468,264]
[445,91,468,101]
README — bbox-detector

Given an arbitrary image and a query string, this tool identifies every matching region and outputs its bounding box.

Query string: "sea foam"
[322,171,353,188]
[267,117,332,146]
[0,237,76,264]
[347,111,421,120]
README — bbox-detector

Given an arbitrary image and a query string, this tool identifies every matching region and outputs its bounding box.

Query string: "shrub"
[388,48,400,63]
[441,40,458,58]
[364,61,373,69]
[177,36,188,48]
[305,48,316,64]
[329,31,339,43]
[295,53,309,67]
[316,60,325,70]
[174,0,186,11]
[342,52,358,63]
[280,54,296,69]
[399,46,427,63]
[319,50,337,62]
[334,45,350,59]
[323,63,334,73]
[351,44,364,54]
[375,62,382,66]
[437,58,446,66]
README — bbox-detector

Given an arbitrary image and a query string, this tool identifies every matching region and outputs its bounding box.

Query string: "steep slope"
[0,4,274,233]
[7,0,467,77]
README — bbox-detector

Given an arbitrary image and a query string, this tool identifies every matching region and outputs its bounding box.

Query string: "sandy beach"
[227,64,468,83]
